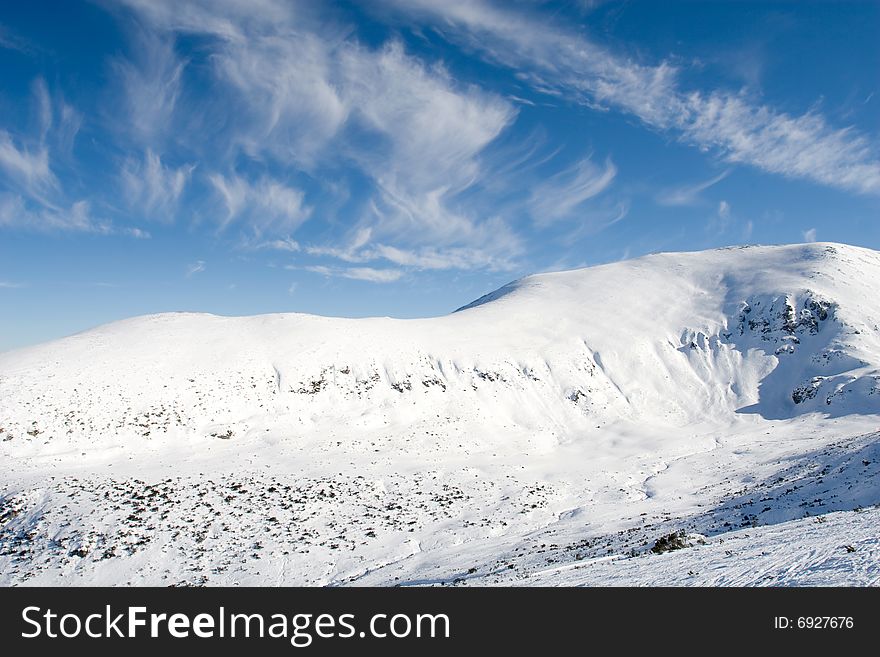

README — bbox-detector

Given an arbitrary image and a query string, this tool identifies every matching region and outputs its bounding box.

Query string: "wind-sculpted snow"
[2,242,879,585]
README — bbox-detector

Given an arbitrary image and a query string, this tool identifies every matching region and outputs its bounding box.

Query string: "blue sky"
[1,0,878,351]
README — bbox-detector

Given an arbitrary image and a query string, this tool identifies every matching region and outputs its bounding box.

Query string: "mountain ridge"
[2,241,878,451]
[2,241,879,586]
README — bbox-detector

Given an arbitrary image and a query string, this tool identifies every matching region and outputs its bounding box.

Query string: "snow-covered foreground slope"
[2,242,879,586]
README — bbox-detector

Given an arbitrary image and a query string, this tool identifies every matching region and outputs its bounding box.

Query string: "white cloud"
[55,101,82,157]
[46,200,108,233]
[212,31,349,167]
[304,226,372,262]
[209,173,311,236]
[366,186,522,264]
[112,0,294,42]
[0,23,34,54]
[389,0,880,195]
[0,130,54,190]
[558,201,629,245]
[803,228,817,243]
[0,280,25,288]
[705,199,733,236]
[344,267,404,283]
[0,80,84,229]
[186,260,206,276]
[304,264,403,283]
[656,170,730,206]
[209,173,247,222]
[331,41,520,264]
[528,156,616,223]
[114,0,347,167]
[0,82,123,237]
[681,93,880,195]
[0,80,151,238]
[370,243,517,271]
[306,224,521,272]
[122,149,194,222]
[706,199,736,237]
[32,78,53,142]
[0,193,136,235]
[253,237,301,252]
[340,42,515,191]
[110,28,186,144]
[125,227,152,239]
[30,79,82,158]
[110,1,522,268]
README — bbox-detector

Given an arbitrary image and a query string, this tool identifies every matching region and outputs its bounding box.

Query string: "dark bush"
[651,530,688,554]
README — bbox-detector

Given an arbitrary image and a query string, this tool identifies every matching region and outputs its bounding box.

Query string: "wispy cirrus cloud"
[387,0,880,195]
[0,80,81,207]
[121,149,194,222]
[108,0,524,270]
[557,201,629,246]
[209,173,311,236]
[302,264,403,283]
[304,227,373,263]
[109,28,186,146]
[0,80,149,238]
[338,41,518,252]
[186,260,206,277]
[369,243,518,271]
[29,78,82,159]
[0,193,146,237]
[0,130,54,191]
[705,199,735,237]
[252,237,301,252]
[0,23,37,54]
[656,170,730,207]
[209,25,350,168]
[126,227,151,239]
[305,225,521,272]
[528,156,617,224]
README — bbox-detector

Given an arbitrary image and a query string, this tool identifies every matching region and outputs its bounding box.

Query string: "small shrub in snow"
[651,530,688,554]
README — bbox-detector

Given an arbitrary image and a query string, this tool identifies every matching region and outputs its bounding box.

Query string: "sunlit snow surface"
[2,242,879,585]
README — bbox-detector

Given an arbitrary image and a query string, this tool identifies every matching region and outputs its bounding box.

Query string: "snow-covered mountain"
[2,242,879,586]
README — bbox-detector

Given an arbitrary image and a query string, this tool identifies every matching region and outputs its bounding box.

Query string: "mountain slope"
[2,242,878,448]
[1,242,879,586]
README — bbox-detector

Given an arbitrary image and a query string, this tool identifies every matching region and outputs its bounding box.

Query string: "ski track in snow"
[2,242,880,586]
